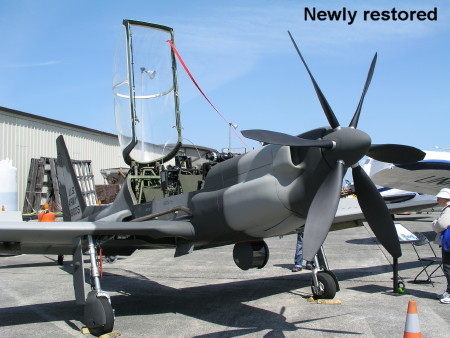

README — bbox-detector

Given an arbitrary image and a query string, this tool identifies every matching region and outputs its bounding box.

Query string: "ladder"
[23,157,60,214]
[72,160,98,207]
[23,157,98,214]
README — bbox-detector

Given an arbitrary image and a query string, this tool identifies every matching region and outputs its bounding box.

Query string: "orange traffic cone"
[404,300,422,337]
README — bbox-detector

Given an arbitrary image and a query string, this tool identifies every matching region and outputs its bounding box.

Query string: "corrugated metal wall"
[0,107,125,212]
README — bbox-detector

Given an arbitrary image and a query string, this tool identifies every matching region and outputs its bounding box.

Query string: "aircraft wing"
[371,159,450,196]
[332,194,437,227]
[0,219,195,255]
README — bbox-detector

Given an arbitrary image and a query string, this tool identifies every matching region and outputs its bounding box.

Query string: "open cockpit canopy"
[113,20,182,165]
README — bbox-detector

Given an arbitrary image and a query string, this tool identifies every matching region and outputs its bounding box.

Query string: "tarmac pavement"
[0,211,448,337]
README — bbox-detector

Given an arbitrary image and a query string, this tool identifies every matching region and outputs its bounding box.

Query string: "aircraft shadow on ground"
[0,269,361,336]
[0,256,91,270]
[0,255,438,335]
[346,237,380,245]
[0,261,60,270]
[102,271,359,335]
[393,215,434,222]
[334,260,425,280]
[348,283,440,300]
[346,230,437,245]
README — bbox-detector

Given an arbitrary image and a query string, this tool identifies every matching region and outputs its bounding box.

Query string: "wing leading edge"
[0,219,195,254]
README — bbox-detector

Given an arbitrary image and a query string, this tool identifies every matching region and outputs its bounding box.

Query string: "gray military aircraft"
[0,21,425,336]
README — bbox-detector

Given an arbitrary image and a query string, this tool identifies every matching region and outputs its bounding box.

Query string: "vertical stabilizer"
[56,135,86,221]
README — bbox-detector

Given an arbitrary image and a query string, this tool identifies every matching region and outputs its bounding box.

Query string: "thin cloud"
[5,60,62,68]
[169,1,449,100]
[174,2,449,54]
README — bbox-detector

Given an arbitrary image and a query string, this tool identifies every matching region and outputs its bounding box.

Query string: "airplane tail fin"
[56,135,87,221]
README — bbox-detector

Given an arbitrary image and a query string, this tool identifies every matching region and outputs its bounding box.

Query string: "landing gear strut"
[310,246,340,299]
[83,235,115,336]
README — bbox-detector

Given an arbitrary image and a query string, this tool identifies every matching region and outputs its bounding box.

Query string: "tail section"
[56,135,86,221]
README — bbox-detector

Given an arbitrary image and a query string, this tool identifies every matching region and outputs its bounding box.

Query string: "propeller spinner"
[242,32,425,261]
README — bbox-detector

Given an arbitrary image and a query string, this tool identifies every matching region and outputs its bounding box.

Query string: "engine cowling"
[233,241,269,270]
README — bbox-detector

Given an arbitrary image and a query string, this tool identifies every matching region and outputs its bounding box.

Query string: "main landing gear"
[310,246,340,299]
[83,235,114,336]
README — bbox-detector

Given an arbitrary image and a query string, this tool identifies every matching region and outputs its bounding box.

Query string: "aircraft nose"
[322,127,371,167]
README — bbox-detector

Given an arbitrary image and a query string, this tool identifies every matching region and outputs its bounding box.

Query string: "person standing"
[292,230,304,272]
[292,229,314,272]
[432,188,450,304]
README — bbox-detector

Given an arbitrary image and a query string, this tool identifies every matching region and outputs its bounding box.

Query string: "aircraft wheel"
[84,291,114,337]
[311,272,337,299]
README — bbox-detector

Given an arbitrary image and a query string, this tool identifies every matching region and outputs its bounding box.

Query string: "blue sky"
[0,0,449,157]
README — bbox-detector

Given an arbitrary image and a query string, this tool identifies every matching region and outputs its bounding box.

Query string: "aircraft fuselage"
[149,127,343,247]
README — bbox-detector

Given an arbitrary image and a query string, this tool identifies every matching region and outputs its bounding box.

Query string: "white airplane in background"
[359,150,450,211]
[329,155,438,232]
[369,150,450,196]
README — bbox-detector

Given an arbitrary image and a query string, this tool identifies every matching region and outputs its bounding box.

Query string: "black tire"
[86,297,114,336]
[311,272,337,299]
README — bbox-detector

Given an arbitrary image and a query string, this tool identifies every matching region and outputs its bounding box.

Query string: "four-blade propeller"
[242,32,425,261]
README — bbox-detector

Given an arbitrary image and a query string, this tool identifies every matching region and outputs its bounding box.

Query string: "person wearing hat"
[432,188,450,304]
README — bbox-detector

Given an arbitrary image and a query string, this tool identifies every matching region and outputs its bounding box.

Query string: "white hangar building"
[0,106,124,212]
[0,106,217,212]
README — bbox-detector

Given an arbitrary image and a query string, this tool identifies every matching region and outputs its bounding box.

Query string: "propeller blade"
[302,161,345,261]
[287,31,340,129]
[241,129,335,148]
[352,165,402,258]
[349,53,377,128]
[367,144,425,164]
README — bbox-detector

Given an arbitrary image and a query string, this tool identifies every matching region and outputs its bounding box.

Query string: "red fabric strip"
[167,39,249,149]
